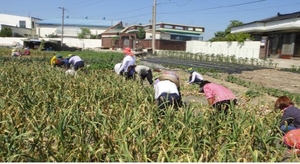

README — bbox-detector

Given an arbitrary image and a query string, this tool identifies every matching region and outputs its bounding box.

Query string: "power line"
[160,0,266,14]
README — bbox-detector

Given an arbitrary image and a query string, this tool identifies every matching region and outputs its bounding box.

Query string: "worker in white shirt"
[187,67,203,84]
[154,71,183,113]
[118,47,136,79]
[135,65,158,85]
[67,54,84,71]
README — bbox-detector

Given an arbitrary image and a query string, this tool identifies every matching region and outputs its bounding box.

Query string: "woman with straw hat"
[154,71,183,113]
[118,47,136,79]
[187,67,203,85]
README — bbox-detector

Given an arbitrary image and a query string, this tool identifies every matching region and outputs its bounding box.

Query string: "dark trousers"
[140,69,153,85]
[74,61,84,71]
[212,99,237,111]
[157,92,183,112]
[189,76,202,84]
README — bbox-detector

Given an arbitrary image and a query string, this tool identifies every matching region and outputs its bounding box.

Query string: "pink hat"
[123,47,134,56]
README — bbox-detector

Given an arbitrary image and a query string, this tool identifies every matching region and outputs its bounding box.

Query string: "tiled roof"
[37,18,120,27]
[246,11,300,25]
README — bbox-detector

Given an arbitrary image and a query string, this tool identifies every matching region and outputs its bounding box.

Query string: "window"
[19,21,26,28]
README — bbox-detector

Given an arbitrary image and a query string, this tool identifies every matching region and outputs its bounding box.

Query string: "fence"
[186,40,261,59]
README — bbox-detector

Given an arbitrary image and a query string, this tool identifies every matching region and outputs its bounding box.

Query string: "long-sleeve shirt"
[203,83,236,104]
[188,71,203,84]
[281,105,300,128]
[118,55,136,73]
[135,65,150,76]
[154,80,179,99]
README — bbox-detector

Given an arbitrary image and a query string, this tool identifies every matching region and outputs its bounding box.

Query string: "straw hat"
[158,71,180,87]
[123,47,134,56]
[12,49,16,52]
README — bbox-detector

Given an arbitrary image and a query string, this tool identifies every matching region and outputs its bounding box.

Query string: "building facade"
[231,11,300,59]
[36,18,120,38]
[102,22,205,51]
[0,13,40,38]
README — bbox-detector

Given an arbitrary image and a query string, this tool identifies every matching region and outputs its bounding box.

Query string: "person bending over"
[199,80,237,113]
[274,96,300,133]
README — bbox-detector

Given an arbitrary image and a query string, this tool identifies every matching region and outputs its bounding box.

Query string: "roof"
[37,18,120,27]
[102,21,124,33]
[144,22,205,29]
[242,11,300,26]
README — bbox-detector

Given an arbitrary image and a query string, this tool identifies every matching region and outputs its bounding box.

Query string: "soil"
[139,58,300,109]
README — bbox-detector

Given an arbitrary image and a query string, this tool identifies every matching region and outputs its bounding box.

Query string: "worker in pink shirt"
[199,80,237,112]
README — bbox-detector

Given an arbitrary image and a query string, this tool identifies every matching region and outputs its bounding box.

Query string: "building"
[36,18,120,38]
[101,22,205,51]
[231,11,300,59]
[0,13,41,38]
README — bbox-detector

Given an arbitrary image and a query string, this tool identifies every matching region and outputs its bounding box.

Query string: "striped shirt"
[203,83,236,104]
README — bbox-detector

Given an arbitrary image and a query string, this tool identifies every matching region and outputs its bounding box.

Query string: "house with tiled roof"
[101,22,204,50]
[231,11,300,59]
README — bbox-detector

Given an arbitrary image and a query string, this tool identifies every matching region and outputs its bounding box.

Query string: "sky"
[1,0,300,40]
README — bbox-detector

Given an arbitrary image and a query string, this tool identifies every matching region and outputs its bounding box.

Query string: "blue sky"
[1,0,300,40]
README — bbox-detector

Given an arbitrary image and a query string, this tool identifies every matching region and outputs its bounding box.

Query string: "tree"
[224,20,243,35]
[209,20,252,42]
[137,27,145,39]
[78,28,91,39]
[0,27,13,37]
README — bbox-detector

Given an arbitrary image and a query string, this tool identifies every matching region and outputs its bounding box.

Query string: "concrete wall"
[186,40,261,59]
[37,25,108,38]
[0,37,102,49]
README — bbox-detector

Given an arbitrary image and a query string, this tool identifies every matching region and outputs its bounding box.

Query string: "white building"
[0,13,40,38]
[36,18,120,38]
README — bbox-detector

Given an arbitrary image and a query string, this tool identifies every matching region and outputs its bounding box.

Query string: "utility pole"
[59,7,65,47]
[152,0,156,55]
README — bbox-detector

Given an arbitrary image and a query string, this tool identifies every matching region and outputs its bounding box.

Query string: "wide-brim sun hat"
[123,47,134,56]
[158,71,180,87]
[12,49,16,52]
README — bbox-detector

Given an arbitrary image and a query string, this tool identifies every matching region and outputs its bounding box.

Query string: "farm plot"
[0,50,299,162]
[141,57,269,74]
[141,56,300,102]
